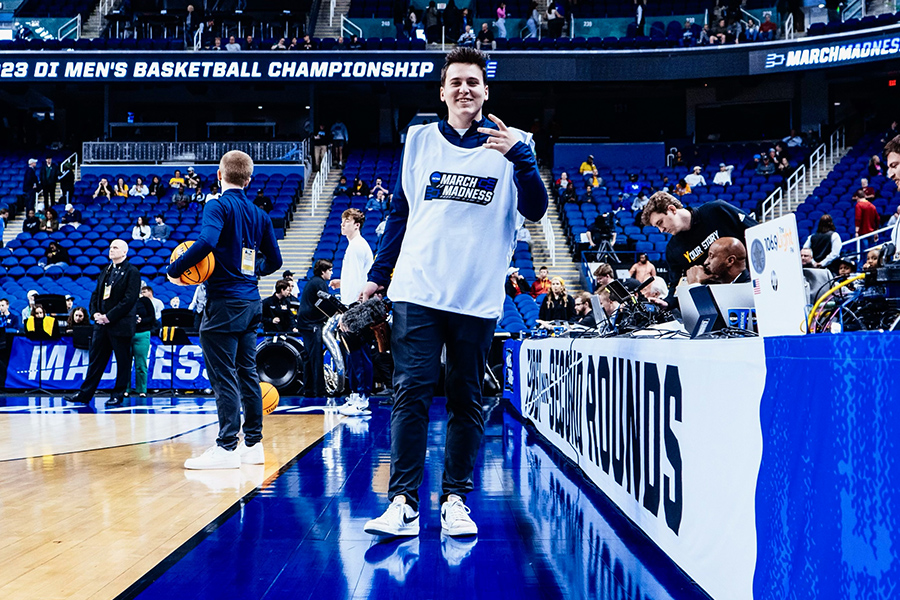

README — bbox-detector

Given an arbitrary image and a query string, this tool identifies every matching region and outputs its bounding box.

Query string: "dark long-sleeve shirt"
[167,188,282,299]
[367,116,548,288]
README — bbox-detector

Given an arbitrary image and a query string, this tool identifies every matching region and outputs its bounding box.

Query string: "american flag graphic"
[752,278,761,295]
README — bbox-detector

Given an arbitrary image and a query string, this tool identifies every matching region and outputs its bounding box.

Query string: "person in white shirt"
[141,285,164,321]
[782,129,804,147]
[887,204,900,228]
[712,163,734,186]
[129,177,150,198]
[204,183,221,203]
[328,208,375,409]
[131,216,151,242]
[684,166,707,187]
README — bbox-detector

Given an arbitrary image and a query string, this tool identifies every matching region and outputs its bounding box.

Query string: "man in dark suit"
[21,158,40,212]
[65,239,141,407]
[39,157,60,207]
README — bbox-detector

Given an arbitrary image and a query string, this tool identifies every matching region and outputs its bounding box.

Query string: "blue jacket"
[368,116,548,287]
[167,188,282,299]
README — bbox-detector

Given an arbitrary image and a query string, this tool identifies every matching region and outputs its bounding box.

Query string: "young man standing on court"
[362,47,547,537]
[169,150,283,470]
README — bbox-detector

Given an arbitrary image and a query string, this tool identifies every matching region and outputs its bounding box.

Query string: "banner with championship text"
[5,336,209,390]
[517,337,767,600]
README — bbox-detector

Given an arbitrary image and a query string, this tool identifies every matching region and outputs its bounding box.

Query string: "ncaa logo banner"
[517,337,766,600]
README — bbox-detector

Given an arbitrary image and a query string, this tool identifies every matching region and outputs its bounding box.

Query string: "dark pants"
[74,325,133,402]
[388,302,494,509]
[299,323,325,396]
[346,344,373,396]
[41,184,55,207]
[200,297,263,451]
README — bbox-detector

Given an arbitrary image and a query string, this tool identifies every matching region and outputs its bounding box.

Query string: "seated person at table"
[537,277,575,327]
[686,237,750,284]
[572,291,596,328]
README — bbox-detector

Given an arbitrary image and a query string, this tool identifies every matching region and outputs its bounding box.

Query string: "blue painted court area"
[111,399,709,600]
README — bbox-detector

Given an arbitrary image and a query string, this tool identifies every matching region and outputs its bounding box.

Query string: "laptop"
[688,286,726,338]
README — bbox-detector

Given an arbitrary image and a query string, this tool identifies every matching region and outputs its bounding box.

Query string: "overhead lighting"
[258,105,263,109]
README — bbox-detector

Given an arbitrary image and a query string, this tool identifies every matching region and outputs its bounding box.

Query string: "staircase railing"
[784,12,793,40]
[840,223,895,261]
[311,149,331,216]
[541,215,556,267]
[58,15,81,40]
[341,14,362,38]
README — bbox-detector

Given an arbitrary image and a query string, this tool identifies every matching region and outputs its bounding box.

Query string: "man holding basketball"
[169,150,282,470]
[362,47,547,537]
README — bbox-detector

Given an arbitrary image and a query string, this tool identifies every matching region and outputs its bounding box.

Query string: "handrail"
[193,24,203,50]
[840,223,895,259]
[340,14,362,39]
[784,12,793,40]
[829,127,846,164]
[58,14,81,40]
[311,148,331,216]
[844,0,864,21]
[521,14,541,39]
[330,0,335,27]
[541,214,556,267]
[82,141,306,163]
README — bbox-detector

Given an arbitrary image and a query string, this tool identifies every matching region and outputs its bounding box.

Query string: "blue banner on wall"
[5,336,209,390]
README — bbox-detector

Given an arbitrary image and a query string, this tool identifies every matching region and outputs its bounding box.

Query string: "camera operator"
[685,237,750,285]
[586,212,616,258]
[641,192,756,308]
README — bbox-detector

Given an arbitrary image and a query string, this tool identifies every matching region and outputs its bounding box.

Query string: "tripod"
[594,238,617,265]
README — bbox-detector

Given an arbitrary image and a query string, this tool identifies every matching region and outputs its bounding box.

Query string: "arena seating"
[16,0,94,18]
[795,132,897,245]
[807,12,900,36]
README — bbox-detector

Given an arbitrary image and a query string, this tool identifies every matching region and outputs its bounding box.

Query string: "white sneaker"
[237,440,264,465]
[348,392,369,410]
[364,538,420,583]
[364,496,420,537]
[441,495,478,537]
[183,445,240,470]
[441,532,478,566]
[338,402,371,416]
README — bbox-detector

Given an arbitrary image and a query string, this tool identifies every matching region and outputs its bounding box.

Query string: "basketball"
[170,241,215,285]
[260,381,279,415]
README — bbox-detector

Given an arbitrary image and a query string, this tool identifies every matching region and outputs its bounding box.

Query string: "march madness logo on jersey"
[425,171,498,205]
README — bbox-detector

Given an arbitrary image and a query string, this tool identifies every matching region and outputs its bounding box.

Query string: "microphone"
[634,276,655,297]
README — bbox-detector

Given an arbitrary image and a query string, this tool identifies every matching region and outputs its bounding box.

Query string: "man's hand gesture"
[478,114,517,155]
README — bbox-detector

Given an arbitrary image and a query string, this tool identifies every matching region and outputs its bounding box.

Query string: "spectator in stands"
[674,179,691,196]
[253,189,273,213]
[93,178,113,200]
[394,0,409,38]
[634,0,646,36]
[516,225,532,249]
[726,17,743,44]
[800,248,814,267]
[868,155,883,178]
[531,266,552,297]
[537,277,575,326]
[0,298,19,330]
[312,124,329,172]
[141,286,164,321]
[335,175,350,195]
[225,36,241,51]
[23,209,40,235]
[405,11,422,39]
[505,267,527,298]
[352,177,370,197]
[546,2,564,38]
[579,155,597,188]
[331,121,349,167]
[22,158,40,211]
[855,188,880,242]
[148,175,165,197]
[65,294,73,316]
[210,37,223,51]
[182,4,200,50]
[114,177,129,198]
[860,177,876,201]
[129,177,149,198]
[773,141,789,162]
[777,156,792,177]
[185,167,201,190]
[349,35,363,50]
[710,19,727,44]
[286,37,299,50]
[21,290,38,323]
[458,25,476,47]
[672,151,686,167]
[756,155,776,175]
[40,157,60,207]
[367,189,389,219]
[151,215,172,241]
[864,248,881,271]
[803,214,842,270]
[476,22,495,50]
[882,121,900,143]
[169,169,185,188]
[628,252,656,282]
[204,183,220,203]
[631,190,649,214]
[242,35,256,51]
[555,171,570,197]
[132,216,151,242]
[58,204,80,229]
[41,241,69,267]
[444,0,461,39]
[584,186,595,204]
[172,185,191,211]
[170,297,180,309]
[623,173,645,199]
[262,280,298,333]
[131,290,156,398]
[526,1,541,38]
[370,177,389,198]
[496,2,507,38]
[695,23,709,45]
[680,20,696,47]
[759,13,776,40]
[561,180,577,203]
[301,35,314,50]
[783,129,804,147]
[745,19,759,42]
[685,166,706,187]
[42,208,59,233]
[460,7,471,31]
[887,204,900,228]
[424,1,441,43]
[713,163,734,186]
[271,38,288,50]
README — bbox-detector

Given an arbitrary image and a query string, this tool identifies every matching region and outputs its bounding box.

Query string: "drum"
[256,335,307,394]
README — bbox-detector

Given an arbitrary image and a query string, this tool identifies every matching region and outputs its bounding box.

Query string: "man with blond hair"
[169,150,283,470]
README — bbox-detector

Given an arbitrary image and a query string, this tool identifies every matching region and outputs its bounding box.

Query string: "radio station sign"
[0,53,442,82]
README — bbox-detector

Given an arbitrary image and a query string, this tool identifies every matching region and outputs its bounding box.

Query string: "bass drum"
[256,336,307,394]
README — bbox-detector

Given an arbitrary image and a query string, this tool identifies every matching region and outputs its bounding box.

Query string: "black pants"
[299,323,325,397]
[41,184,55,207]
[388,302,494,509]
[74,325,133,401]
[200,297,263,451]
